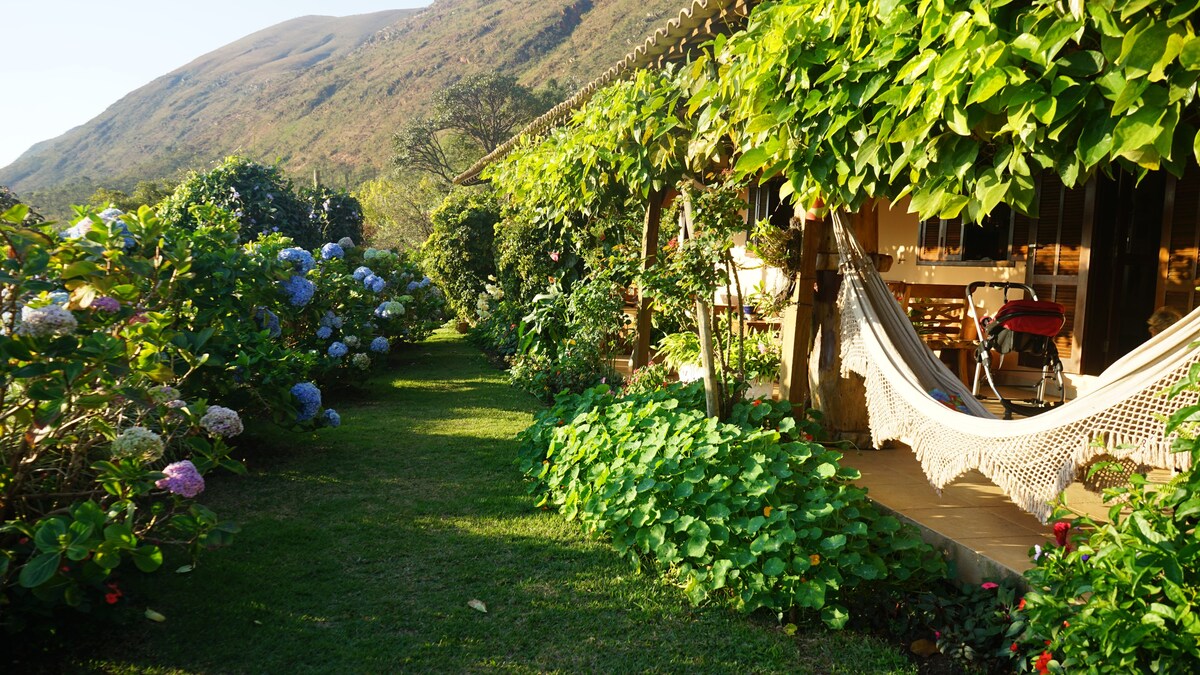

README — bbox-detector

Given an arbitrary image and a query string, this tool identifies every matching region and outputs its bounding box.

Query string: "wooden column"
[633,189,664,370]
[809,205,876,446]
[779,206,825,406]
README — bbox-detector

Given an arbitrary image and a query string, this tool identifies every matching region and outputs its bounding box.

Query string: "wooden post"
[779,205,825,406]
[810,205,876,446]
[682,193,721,417]
[633,189,664,370]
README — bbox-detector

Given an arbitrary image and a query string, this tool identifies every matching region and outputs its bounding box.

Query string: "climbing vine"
[689,0,1200,220]
[485,66,698,225]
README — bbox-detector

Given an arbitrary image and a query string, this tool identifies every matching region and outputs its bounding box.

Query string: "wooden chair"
[887,282,976,386]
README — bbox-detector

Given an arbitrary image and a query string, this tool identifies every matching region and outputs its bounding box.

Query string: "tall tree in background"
[376,73,566,249]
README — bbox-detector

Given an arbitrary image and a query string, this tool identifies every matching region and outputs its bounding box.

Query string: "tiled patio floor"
[841,443,1116,584]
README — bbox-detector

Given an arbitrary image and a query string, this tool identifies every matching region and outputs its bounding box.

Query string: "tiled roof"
[453,0,758,185]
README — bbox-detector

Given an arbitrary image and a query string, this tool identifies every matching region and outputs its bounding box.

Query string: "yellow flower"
[809,554,821,566]
[763,505,773,517]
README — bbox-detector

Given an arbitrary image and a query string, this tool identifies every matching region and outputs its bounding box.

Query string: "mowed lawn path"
[80,330,911,674]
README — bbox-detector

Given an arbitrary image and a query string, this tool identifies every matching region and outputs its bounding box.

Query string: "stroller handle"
[966,281,1038,301]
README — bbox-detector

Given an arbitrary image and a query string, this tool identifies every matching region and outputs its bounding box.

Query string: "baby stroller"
[965,282,1066,419]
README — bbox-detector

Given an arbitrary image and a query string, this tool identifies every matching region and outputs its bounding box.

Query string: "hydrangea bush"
[0,199,445,634]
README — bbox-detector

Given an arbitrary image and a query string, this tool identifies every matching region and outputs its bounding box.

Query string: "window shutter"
[918,219,942,261]
[942,217,963,260]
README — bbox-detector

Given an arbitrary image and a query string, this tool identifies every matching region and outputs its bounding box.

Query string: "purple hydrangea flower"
[316,325,333,340]
[200,405,243,437]
[278,247,315,274]
[352,266,373,282]
[327,341,348,358]
[370,336,390,354]
[280,275,315,307]
[290,382,322,421]
[156,460,205,498]
[323,408,341,427]
[320,243,344,260]
[91,296,121,313]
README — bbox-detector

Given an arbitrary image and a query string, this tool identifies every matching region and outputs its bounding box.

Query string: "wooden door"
[1159,165,1200,315]
[1025,174,1094,374]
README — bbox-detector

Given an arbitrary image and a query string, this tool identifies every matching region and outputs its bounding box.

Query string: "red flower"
[1035,650,1053,674]
[981,582,999,590]
[105,593,120,605]
[751,400,761,406]
[1053,521,1071,548]
[1010,642,1019,653]
[1018,597,1027,610]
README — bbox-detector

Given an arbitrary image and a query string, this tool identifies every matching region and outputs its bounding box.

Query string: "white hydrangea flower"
[16,305,77,338]
[111,426,165,463]
[200,405,243,438]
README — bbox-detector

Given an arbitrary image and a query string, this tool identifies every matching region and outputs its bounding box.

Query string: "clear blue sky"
[2,1,430,169]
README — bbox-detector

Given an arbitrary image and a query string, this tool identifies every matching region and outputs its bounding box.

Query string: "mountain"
[0,0,687,213]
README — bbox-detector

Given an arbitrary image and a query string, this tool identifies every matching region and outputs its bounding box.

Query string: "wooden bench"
[887,282,976,386]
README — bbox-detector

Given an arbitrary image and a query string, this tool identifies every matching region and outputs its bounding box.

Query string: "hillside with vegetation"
[0,0,685,216]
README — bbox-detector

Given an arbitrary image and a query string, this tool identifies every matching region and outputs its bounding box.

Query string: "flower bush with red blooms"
[1010,385,1200,674]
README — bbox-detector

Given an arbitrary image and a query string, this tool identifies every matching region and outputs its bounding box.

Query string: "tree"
[422,190,500,322]
[392,119,462,185]
[436,74,543,155]
[356,173,443,250]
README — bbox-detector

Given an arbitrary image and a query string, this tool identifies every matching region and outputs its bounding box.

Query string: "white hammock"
[831,213,1200,522]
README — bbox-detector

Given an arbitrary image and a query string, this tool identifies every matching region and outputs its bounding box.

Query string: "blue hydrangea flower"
[316,325,333,340]
[364,274,385,293]
[327,341,348,358]
[406,281,420,292]
[278,247,315,274]
[323,409,341,428]
[280,275,315,307]
[370,336,390,354]
[290,382,322,422]
[320,243,344,260]
[253,307,281,338]
[330,314,343,328]
[62,221,92,240]
[352,266,373,281]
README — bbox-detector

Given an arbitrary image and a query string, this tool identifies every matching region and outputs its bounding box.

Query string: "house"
[457,0,1198,407]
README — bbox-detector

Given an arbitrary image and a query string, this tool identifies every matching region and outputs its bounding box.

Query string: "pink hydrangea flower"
[156,460,205,498]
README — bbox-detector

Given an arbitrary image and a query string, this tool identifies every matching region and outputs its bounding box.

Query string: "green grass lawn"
[62,330,913,674]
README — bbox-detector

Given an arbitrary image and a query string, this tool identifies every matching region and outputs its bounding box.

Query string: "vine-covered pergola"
[462,0,1200,414]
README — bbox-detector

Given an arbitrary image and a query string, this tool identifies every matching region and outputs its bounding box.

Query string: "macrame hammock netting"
[830,213,1200,522]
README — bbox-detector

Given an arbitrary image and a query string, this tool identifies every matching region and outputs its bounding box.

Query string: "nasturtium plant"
[517,382,945,628]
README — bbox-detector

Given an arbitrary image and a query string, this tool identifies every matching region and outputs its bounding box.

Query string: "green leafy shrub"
[298,185,364,246]
[159,156,363,250]
[516,383,946,627]
[423,190,499,322]
[851,577,1023,671]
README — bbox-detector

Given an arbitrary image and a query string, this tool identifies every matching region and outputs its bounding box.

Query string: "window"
[918,204,1015,264]
[748,179,793,230]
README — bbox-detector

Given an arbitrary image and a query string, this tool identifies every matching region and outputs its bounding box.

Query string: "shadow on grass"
[16,331,913,674]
